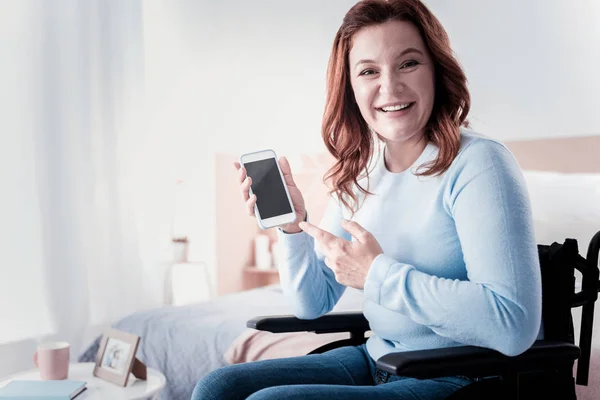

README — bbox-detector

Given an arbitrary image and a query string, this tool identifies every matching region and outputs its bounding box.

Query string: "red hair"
[322,0,470,214]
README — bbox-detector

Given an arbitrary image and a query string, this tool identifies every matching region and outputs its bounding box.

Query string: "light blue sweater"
[276,130,542,361]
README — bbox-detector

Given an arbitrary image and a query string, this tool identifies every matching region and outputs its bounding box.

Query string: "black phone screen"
[244,158,293,219]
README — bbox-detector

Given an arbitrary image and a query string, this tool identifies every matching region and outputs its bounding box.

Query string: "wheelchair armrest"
[376,340,580,379]
[247,312,370,335]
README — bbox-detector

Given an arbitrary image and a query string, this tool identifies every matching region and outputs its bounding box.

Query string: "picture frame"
[93,328,147,387]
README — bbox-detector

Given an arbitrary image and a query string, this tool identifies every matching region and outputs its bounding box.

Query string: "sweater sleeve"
[363,140,542,356]
[276,195,350,319]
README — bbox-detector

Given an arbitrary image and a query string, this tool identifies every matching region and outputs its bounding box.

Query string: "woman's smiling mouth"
[377,102,415,114]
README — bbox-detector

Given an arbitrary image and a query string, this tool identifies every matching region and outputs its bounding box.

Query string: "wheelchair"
[248,230,600,399]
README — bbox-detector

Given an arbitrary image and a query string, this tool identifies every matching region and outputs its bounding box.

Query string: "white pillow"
[522,170,600,250]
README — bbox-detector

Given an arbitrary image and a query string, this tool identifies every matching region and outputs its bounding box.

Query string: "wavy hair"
[322,0,470,214]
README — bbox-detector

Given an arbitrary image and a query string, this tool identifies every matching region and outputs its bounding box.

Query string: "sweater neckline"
[379,141,436,178]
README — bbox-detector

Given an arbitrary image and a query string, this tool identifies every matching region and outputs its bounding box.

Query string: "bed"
[78,134,600,400]
[78,284,365,400]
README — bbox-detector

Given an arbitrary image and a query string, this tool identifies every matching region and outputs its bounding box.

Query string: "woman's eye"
[401,60,419,69]
[359,69,376,76]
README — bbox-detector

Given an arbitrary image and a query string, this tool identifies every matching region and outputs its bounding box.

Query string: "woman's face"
[348,20,435,145]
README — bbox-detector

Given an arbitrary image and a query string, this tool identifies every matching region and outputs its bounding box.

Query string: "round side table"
[0,362,166,400]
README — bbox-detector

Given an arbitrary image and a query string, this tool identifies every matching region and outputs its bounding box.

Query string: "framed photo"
[93,328,143,386]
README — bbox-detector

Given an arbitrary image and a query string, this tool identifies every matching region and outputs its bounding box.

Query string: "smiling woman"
[199,0,540,399]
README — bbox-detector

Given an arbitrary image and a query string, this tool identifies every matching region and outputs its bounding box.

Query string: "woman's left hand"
[299,219,383,290]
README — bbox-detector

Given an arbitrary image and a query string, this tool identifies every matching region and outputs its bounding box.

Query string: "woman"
[193,0,542,399]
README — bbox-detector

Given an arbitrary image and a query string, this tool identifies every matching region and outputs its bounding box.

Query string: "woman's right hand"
[233,156,306,233]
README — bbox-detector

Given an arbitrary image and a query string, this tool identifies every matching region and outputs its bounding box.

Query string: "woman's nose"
[379,72,405,96]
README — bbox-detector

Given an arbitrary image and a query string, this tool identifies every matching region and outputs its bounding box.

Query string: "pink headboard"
[505,135,600,173]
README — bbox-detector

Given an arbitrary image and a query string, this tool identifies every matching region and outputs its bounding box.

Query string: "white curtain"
[0,0,165,375]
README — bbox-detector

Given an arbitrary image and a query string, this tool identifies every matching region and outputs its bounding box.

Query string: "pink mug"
[33,342,70,380]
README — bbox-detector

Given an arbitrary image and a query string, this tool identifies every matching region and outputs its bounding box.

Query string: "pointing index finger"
[299,221,336,247]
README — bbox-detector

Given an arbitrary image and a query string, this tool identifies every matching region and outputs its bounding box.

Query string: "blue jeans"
[191,344,473,399]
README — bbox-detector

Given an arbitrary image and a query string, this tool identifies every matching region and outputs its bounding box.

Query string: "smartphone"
[239,149,297,230]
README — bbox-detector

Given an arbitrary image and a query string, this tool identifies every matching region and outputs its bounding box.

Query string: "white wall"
[141,0,600,282]
[430,0,600,140]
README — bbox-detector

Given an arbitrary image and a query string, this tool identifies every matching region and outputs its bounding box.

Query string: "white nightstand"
[0,362,166,400]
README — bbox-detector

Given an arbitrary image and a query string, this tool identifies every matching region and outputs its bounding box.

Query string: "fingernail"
[341,218,349,224]
[299,222,306,230]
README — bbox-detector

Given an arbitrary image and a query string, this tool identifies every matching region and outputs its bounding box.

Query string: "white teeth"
[381,103,412,112]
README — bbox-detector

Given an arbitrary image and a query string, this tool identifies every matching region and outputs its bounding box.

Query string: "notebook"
[0,380,87,399]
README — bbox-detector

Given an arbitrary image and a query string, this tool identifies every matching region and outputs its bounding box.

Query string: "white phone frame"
[239,149,297,230]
